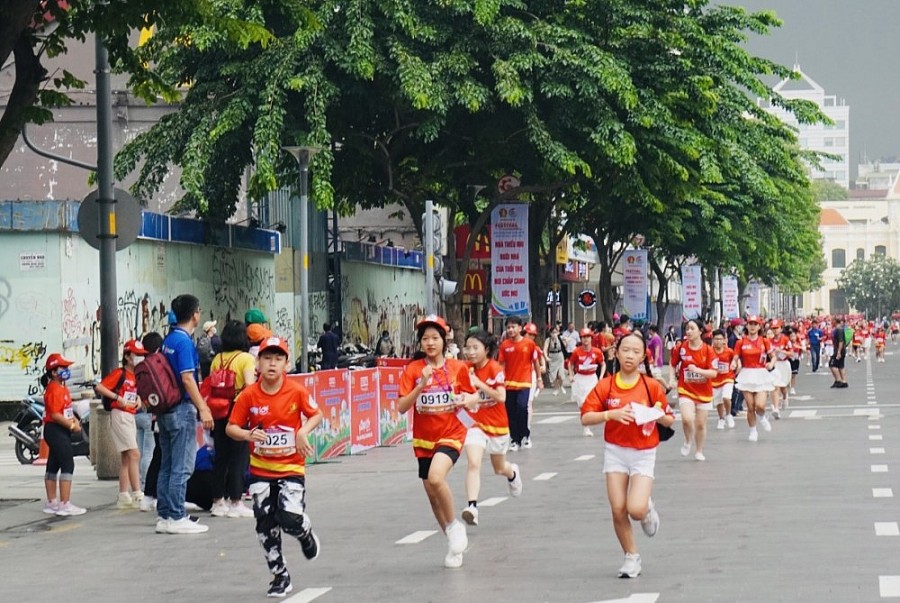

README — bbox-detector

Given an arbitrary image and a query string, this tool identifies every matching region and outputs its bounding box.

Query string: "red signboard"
[377,367,410,446]
[463,269,487,295]
[453,224,491,259]
[349,369,379,453]
[311,369,350,459]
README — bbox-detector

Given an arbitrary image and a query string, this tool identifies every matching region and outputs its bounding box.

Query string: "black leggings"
[44,422,74,478]
[145,432,161,497]
[212,417,250,500]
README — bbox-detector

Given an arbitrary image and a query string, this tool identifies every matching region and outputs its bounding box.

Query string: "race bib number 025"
[256,429,297,457]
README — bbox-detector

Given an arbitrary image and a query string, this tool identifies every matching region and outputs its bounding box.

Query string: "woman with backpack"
[95,339,149,509]
[543,324,567,396]
[209,320,257,518]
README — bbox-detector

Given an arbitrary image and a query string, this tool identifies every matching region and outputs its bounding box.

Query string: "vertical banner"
[681,264,702,320]
[490,204,530,316]
[377,367,410,446]
[622,249,648,321]
[349,368,379,453]
[287,374,320,463]
[311,369,350,459]
[721,275,740,319]
[745,281,761,316]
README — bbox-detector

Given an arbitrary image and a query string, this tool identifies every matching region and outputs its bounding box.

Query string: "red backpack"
[205,354,238,420]
[135,351,183,414]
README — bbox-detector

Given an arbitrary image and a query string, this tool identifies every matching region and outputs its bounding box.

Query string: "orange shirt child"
[498,338,539,390]
[43,380,73,425]
[711,347,736,387]
[770,335,792,361]
[468,360,508,437]
[569,346,604,375]
[581,374,673,450]
[733,336,772,369]
[99,368,140,414]
[671,342,715,403]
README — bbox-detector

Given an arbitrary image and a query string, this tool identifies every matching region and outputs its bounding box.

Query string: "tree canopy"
[837,255,900,318]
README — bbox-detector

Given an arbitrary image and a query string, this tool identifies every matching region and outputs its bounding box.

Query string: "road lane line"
[396,530,438,544]
[575,454,596,461]
[789,410,817,418]
[875,522,900,536]
[879,576,900,597]
[871,435,884,441]
[872,488,893,498]
[870,425,882,430]
[533,472,558,481]
[871,448,886,454]
[479,497,507,507]
[872,465,889,473]
[285,587,333,602]
[537,416,576,424]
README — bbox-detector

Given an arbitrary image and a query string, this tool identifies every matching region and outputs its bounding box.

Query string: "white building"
[856,162,900,190]
[764,66,851,189]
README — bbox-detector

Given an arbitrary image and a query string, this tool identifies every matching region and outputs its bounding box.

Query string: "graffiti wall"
[0,232,275,401]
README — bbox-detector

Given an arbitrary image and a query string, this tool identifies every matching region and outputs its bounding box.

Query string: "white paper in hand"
[629,402,664,426]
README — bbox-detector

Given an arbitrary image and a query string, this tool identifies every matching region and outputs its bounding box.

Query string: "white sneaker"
[444,551,463,569]
[155,518,170,533]
[445,519,467,555]
[640,500,659,537]
[748,428,758,442]
[695,452,706,462]
[583,427,594,437]
[167,516,209,534]
[461,505,479,526]
[772,408,781,420]
[210,501,230,517]
[759,415,772,432]
[140,496,157,512]
[42,499,60,514]
[680,441,691,456]
[789,387,796,395]
[561,387,566,395]
[116,492,134,510]
[509,442,520,452]
[227,501,255,518]
[618,552,642,578]
[522,436,533,449]
[554,389,560,396]
[716,418,726,430]
[726,415,735,429]
[131,491,144,509]
[184,502,202,512]
[55,502,86,517]
[508,463,523,497]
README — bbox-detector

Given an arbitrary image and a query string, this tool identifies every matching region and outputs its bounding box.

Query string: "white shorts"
[571,373,598,407]
[772,360,791,388]
[735,367,775,393]
[679,397,712,412]
[464,427,510,455]
[603,443,656,479]
[823,343,834,356]
[713,383,734,405]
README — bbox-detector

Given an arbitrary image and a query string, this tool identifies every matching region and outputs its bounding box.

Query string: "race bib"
[415,390,455,414]
[256,428,297,457]
[63,407,74,419]
[775,350,787,361]
[716,360,729,374]
[685,370,707,383]
[477,390,499,408]
[123,391,138,404]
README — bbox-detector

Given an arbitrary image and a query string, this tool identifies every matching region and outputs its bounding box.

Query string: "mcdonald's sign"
[453,225,491,259]
[463,269,487,295]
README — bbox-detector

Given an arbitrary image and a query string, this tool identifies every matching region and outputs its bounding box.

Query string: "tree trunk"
[0,34,46,170]
[648,250,671,330]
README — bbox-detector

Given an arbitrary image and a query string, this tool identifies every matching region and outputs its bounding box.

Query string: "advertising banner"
[349,368,379,453]
[490,204,530,316]
[377,367,410,446]
[682,264,703,320]
[721,275,740,319]
[745,281,761,316]
[622,249,648,321]
[287,374,320,463]
[311,369,350,459]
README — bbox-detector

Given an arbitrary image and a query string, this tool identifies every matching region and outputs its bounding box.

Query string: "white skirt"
[735,367,774,393]
[772,360,791,388]
[571,373,598,407]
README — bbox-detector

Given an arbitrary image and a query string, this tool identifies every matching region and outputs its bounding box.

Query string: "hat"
[45,353,74,371]
[579,327,593,337]
[524,322,538,335]
[258,336,290,357]
[746,315,761,324]
[770,319,783,328]
[247,323,272,344]
[124,339,147,356]
[202,320,217,332]
[245,308,268,325]
[729,318,745,327]
[416,314,449,335]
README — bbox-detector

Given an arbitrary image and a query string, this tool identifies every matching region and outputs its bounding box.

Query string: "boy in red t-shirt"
[498,317,542,450]
[227,337,323,598]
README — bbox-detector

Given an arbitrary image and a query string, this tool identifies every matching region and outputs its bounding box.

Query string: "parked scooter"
[336,343,377,370]
[7,383,92,465]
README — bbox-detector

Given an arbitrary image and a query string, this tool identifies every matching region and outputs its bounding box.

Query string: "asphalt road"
[1,349,899,603]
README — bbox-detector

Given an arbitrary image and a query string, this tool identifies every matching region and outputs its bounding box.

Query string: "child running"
[668,319,717,461]
[568,327,606,437]
[581,333,675,578]
[41,353,88,516]
[226,337,323,598]
[731,316,775,442]
[710,330,736,430]
[397,315,477,569]
[460,329,523,527]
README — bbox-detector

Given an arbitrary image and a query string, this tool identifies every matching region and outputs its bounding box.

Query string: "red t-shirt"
[498,337,539,390]
[569,346,604,375]
[468,360,508,436]
[400,358,475,458]
[229,377,321,478]
[711,347,735,387]
[733,336,772,369]
[671,341,715,403]
[100,368,139,414]
[43,381,72,425]
[875,333,886,347]
[770,334,792,361]
[581,374,673,450]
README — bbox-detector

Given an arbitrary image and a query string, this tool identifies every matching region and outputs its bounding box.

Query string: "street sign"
[577,289,597,309]
[77,188,142,251]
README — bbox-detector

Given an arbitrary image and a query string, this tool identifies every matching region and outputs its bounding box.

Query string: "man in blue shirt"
[806,322,823,372]
[317,322,341,370]
[158,294,214,534]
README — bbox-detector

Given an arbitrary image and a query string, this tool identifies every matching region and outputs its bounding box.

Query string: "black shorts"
[829,355,845,370]
[789,359,800,375]
[417,446,460,480]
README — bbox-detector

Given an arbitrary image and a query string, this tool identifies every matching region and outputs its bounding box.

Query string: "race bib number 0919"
[416,391,454,414]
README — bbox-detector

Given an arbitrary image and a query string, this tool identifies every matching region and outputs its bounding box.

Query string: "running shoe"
[55,502,87,517]
[640,500,659,537]
[166,516,209,534]
[790,387,796,395]
[716,418,726,430]
[583,427,594,437]
[680,441,691,457]
[695,452,706,461]
[140,496,157,512]
[508,463,523,497]
[461,505,479,526]
[155,518,169,533]
[748,428,758,442]
[267,572,293,598]
[446,519,468,555]
[509,442,520,452]
[618,553,642,578]
[227,502,254,518]
[116,492,133,509]
[42,500,60,515]
[300,529,320,560]
[759,415,772,432]
[522,436,533,449]
[561,387,567,395]
[772,409,781,420]
[210,500,230,517]
[444,551,463,569]
[726,415,735,429]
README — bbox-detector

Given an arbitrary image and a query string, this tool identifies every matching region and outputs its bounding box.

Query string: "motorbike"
[8,382,93,465]
[336,343,377,370]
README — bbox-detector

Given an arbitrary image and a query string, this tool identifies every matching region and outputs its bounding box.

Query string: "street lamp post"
[283,145,322,373]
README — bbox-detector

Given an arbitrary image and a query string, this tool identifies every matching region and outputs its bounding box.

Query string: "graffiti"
[15,291,52,321]
[117,290,145,341]
[0,341,48,373]
[0,277,11,321]
[61,287,84,340]
[211,248,275,315]
[274,306,294,341]
[347,291,423,356]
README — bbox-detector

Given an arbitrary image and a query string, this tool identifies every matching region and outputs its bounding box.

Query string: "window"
[830,289,848,315]
[835,171,846,181]
[824,97,835,107]
[824,138,834,147]
[835,120,846,129]
[831,248,846,268]
[856,248,865,261]
[875,245,887,256]
[834,137,846,146]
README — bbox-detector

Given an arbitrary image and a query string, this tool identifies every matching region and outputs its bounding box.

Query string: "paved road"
[1,350,899,602]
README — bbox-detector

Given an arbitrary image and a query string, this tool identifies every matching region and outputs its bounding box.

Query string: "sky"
[730,0,900,180]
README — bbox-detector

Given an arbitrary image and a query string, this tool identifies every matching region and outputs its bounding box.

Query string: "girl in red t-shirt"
[732,317,775,442]
[398,315,477,569]
[459,330,522,528]
[40,353,87,517]
[581,333,675,579]
[668,320,717,461]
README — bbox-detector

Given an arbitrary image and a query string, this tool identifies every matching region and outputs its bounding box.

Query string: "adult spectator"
[318,322,341,369]
[646,325,664,381]
[806,322,823,373]
[196,320,218,379]
[829,317,848,388]
[245,307,268,327]
[376,330,395,357]
[158,294,213,534]
[664,326,679,363]
[560,322,579,360]
[138,332,163,512]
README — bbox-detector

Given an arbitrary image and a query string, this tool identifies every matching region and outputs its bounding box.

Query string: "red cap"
[45,353,74,371]
[124,339,147,356]
[524,322,538,335]
[416,315,449,335]
[258,336,290,357]
[770,319,783,328]
[579,327,593,337]
[746,315,761,324]
[729,318,745,327]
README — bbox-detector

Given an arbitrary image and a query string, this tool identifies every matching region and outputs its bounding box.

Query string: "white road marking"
[479,497,507,507]
[395,530,438,544]
[575,454,596,461]
[871,435,884,441]
[870,425,882,430]
[533,472,558,481]
[789,410,817,418]
[285,588,333,603]
[586,594,661,603]
[879,575,900,597]
[869,401,879,405]
[872,465,889,473]
[873,488,893,498]
[537,416,577,424]
[869,415,882,421]
[791,395,814,401]
[856,409,880,416]
[871,448,886,455]
[875,522,900,536]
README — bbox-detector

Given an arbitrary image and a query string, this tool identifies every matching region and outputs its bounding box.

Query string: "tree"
[836,256,900,318]
[811,179,849,201]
